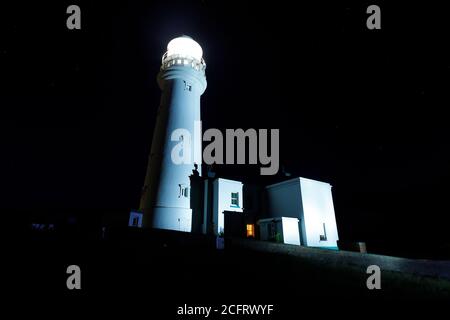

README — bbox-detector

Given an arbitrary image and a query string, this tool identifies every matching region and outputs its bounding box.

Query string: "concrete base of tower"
[152,206,192,232]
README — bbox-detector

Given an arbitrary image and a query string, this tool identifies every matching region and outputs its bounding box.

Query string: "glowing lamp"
[166,36,203,61]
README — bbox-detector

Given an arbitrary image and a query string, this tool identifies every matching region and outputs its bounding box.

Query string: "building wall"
[258,219,282,242]
[265,179,301,219]
[265,177,339,248]
[299,178,339,248]
[258,217,300,245]
[265,179,306,245]
[258,220,271,241]
[140,65,206,232]
[281,217,301,245]
[212,178,243,235]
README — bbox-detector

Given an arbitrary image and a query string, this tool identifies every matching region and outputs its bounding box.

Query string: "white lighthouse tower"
[139,36,207,232]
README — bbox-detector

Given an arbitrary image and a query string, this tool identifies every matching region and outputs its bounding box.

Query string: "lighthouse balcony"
[161,52,206,73]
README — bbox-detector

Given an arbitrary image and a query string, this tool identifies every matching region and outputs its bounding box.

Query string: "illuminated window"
[231,192,239,207]
[246,224,255,238]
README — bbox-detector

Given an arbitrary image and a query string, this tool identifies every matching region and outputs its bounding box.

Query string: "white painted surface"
[299,178,339,248]
[265,177,339,248]
[212,178,243,235]
[281,217,301,245]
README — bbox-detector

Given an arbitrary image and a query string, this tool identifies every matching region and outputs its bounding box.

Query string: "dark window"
[184,80,192,91]
[320,223,327,241]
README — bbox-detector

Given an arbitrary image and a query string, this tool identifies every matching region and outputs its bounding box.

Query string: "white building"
[265,177,339,249]
[133,171,339,249]
[202,176,339,250]
[258,217,300,245]
[139,36,207,232]
[135,37,339,248]
[211,178,243,235]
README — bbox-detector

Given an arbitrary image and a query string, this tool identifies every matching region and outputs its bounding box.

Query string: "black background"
[1,1,450,258]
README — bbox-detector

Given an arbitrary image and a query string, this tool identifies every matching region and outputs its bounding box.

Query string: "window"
[184,80,192,91]
[231,192,239,207]
[179,184,189,198]
[320,223,327,241]
[246,224,255,238]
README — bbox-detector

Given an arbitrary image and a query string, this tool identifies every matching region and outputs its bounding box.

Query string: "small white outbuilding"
[265,177,339,249]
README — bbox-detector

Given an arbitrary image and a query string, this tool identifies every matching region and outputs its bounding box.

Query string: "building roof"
[265,176,332,190]
[257,217,299,224]
[214,177,243,185]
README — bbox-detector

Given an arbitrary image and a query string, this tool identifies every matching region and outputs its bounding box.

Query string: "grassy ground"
[9,230,450,317]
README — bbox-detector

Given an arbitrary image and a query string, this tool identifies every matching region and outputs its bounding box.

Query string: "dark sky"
[1,1,450,255]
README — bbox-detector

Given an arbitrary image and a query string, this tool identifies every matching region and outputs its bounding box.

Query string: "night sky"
[1,1,450,257]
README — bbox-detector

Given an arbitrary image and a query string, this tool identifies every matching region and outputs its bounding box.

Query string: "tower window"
[231,192,239,207]
[179,184,189,198]
[184,80,192,91]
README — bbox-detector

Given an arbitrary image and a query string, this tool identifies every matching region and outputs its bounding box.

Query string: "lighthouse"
[139,36,207,232]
